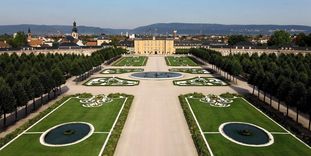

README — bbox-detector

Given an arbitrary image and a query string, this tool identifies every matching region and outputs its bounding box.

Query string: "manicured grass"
[165,56,200,66]
[169,68,211,74]
[101,68,144,74]
[112,56,148,66]
[180,93,311,156]
[83,77,139,86]
[206,134,311,156]
[173,77,228,86]
[0,94,133,156]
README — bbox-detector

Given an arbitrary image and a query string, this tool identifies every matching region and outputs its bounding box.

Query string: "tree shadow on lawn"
[229,84,251,95]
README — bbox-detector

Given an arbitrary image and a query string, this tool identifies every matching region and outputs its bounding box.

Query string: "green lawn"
[0,94,132,156]
[112,56,148,66]
[181,93,311,156]
[165,56,200,66]
[101,68,144,74]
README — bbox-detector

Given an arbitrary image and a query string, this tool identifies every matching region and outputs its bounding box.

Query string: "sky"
[0,0,311,29]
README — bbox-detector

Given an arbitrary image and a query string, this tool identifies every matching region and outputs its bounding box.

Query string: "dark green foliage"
[0,78,16,126]
[228,35,248,45]
[11,32,27,48]
[268,30,291,47]
[0,47,125,127]
[294,33,311,47]
[189,48,311,121]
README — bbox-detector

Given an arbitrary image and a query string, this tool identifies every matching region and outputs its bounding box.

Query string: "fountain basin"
[40,122,94,147]
[130,72,183,80]
[219,122,274,147]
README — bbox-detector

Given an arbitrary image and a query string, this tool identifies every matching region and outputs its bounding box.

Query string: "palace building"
[134,37,175,55]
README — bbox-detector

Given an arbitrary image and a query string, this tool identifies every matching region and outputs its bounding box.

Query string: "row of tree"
[228,30,311,47]
[0,32,28,48]
[0,47,126,127]
[189,48,311,129]
[294,33,311,47]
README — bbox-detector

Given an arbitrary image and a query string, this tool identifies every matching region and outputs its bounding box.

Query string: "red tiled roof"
[0,41,11,48]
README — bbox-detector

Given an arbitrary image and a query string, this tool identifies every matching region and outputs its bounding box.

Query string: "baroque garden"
[0,49,311,156]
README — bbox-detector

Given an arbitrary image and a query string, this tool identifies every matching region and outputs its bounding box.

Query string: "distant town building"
[27,28,51,48]
[129,34,136,40]
[85,41,98,47]
[134,37,175,54]
[97,37,112,46]
[174,40,202,49]
[119,40,134,52]
[173,30,178,40]
[0,40,11,48]
[72,21,79,39]
[58,21,84,48]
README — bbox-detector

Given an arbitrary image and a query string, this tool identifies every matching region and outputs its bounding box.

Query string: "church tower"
[72,21,79,39]
[27,27,32,42]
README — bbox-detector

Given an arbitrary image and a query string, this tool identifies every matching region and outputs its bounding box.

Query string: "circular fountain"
[40,122,94,147]
[130,72,183,80]
[219,122,274,147]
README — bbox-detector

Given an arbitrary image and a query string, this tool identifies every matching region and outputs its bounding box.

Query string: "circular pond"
[40,122,94,147]
[219,122,274,147]
[130,72,183,80]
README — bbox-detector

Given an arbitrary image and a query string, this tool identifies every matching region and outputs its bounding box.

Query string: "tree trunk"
[3,111,6,127]
[33,99,36,111]
[309,115,311,130]
[252,86,255,94]
[263,92,266,102]
[25,104,28,116]
[270,95,273,106]
[296,108,299,123]
[286,104,289,116]
[41,95,43,106]
[15,107,18,122]
[278,99,281,111]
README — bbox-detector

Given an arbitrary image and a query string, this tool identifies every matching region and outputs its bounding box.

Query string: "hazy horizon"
[1,0,311,29]
[1,22,311,30]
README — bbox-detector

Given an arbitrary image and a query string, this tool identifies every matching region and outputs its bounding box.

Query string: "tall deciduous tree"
[0,78,16,126]
[268,30,291,47]
[12,82,28,121]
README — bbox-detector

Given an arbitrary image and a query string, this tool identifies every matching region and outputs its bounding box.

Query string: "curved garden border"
[218,122,274,147]
[39,122,95,147]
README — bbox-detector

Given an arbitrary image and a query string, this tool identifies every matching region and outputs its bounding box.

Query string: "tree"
[52,67,65,95]
[12,82,28,121]
[230,59,243,83]
[286,82,306,121]
[228,35,247,46]
[268,30,291,47]
[306,87,311,130]
[11,32,27,48]
[0,78,16,127]
[277,79,291,111]
[29,75,44,110]
[295,33,307,47]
